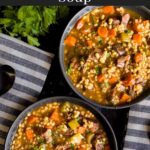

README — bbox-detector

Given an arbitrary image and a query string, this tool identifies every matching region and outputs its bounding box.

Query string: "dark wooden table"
[39,6,130,150]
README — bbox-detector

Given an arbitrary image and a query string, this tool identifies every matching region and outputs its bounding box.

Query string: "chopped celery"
[61,102,71,113]
[121,33,131,42]
[95,66,101,75]
[68,119,80,130]
[86,133,95,143]
[66,65,72,75]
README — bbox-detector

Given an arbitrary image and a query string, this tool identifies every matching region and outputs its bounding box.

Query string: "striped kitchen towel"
[0,33,54,149]
[123,97,150,150]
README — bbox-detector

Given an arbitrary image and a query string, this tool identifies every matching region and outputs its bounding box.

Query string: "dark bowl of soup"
[5,96,118,150]
[59,6,150,109]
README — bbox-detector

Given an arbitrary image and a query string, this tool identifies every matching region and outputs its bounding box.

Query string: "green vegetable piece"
[125,29,131,34]
[70,143,75,150]
[33,147,39,150]
[66,64,72,75]
[39,144,46,150]
[87,133,95,143]
[61,102,71,113]
[69,133,83,144]
[100,82,110,93]
[121,33,131,42]
[68,119,80,130]
[95,66,101,75]
[100,51,110,63]
[80,57,85,61]
[98,36,103,44]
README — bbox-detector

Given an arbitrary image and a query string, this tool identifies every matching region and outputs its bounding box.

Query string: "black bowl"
[5,96,118,150]
[59,6,150,109]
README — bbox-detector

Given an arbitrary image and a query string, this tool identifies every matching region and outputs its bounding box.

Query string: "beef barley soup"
[11,102,110,150]
[64,6,150,106]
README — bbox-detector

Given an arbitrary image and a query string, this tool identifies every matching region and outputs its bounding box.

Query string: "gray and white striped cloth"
[0,33,54,149]
[123,97,150,150]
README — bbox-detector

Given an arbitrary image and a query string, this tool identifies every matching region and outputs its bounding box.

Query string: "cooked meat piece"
[117,57,126,68]
[65,130,74,137]
[117,55,130,68]
[121,14,130,25]
[95,143,104,150]
[113,19,120,25]
[70,57,79,69]
[90,122,100,133]
[113,44,126,55]
[43,129,52,143]
[55,144,70,150]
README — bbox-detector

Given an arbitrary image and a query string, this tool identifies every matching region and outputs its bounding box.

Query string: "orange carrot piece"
[98,26,108,38]
[64,36,77,47]
[134,52,143,63]
[87,40,94,47]
[133,34,142,44]
[77,126,86,134]
[25,128,34,141]
[120,93,131,102]
[97,74,105,83]
[76,19,84,30]
[102,6,115,14]
[27,115,38,124]
[50,109,62,123]
[109,76,118,84]
[109,29,116,38]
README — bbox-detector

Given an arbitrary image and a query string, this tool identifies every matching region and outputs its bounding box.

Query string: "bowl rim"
[59,6,150,109]
[5,96,118,150]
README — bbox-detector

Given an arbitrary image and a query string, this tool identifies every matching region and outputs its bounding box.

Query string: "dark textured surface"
[39,6,129,150]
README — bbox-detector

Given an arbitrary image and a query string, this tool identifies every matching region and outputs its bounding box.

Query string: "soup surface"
[11,102,110,150]
[64,6,150,106]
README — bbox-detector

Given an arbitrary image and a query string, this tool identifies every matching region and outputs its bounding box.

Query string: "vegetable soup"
[11,102,110,150]
[64,6,150,106]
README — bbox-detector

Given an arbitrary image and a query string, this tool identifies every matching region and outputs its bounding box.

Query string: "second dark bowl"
[5,96,118,150]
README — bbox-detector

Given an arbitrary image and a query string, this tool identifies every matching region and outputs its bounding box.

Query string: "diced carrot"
[123,73,135,87]
[97,74,105,83]
[76,19,84,30]
[109,76,118,84]
[98,26,108,38]
[120,93,131,103]
[77,126,86,134]
[25,128,34,141]
[133,34,142,44]
[64,36,77,47]
[102,6,115,14]
[134,52,143,63]
[109,29,116,38]
[27,115,38,124]
[50,109,62,123]
[87,40,94,47]
[78,144,88,150]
